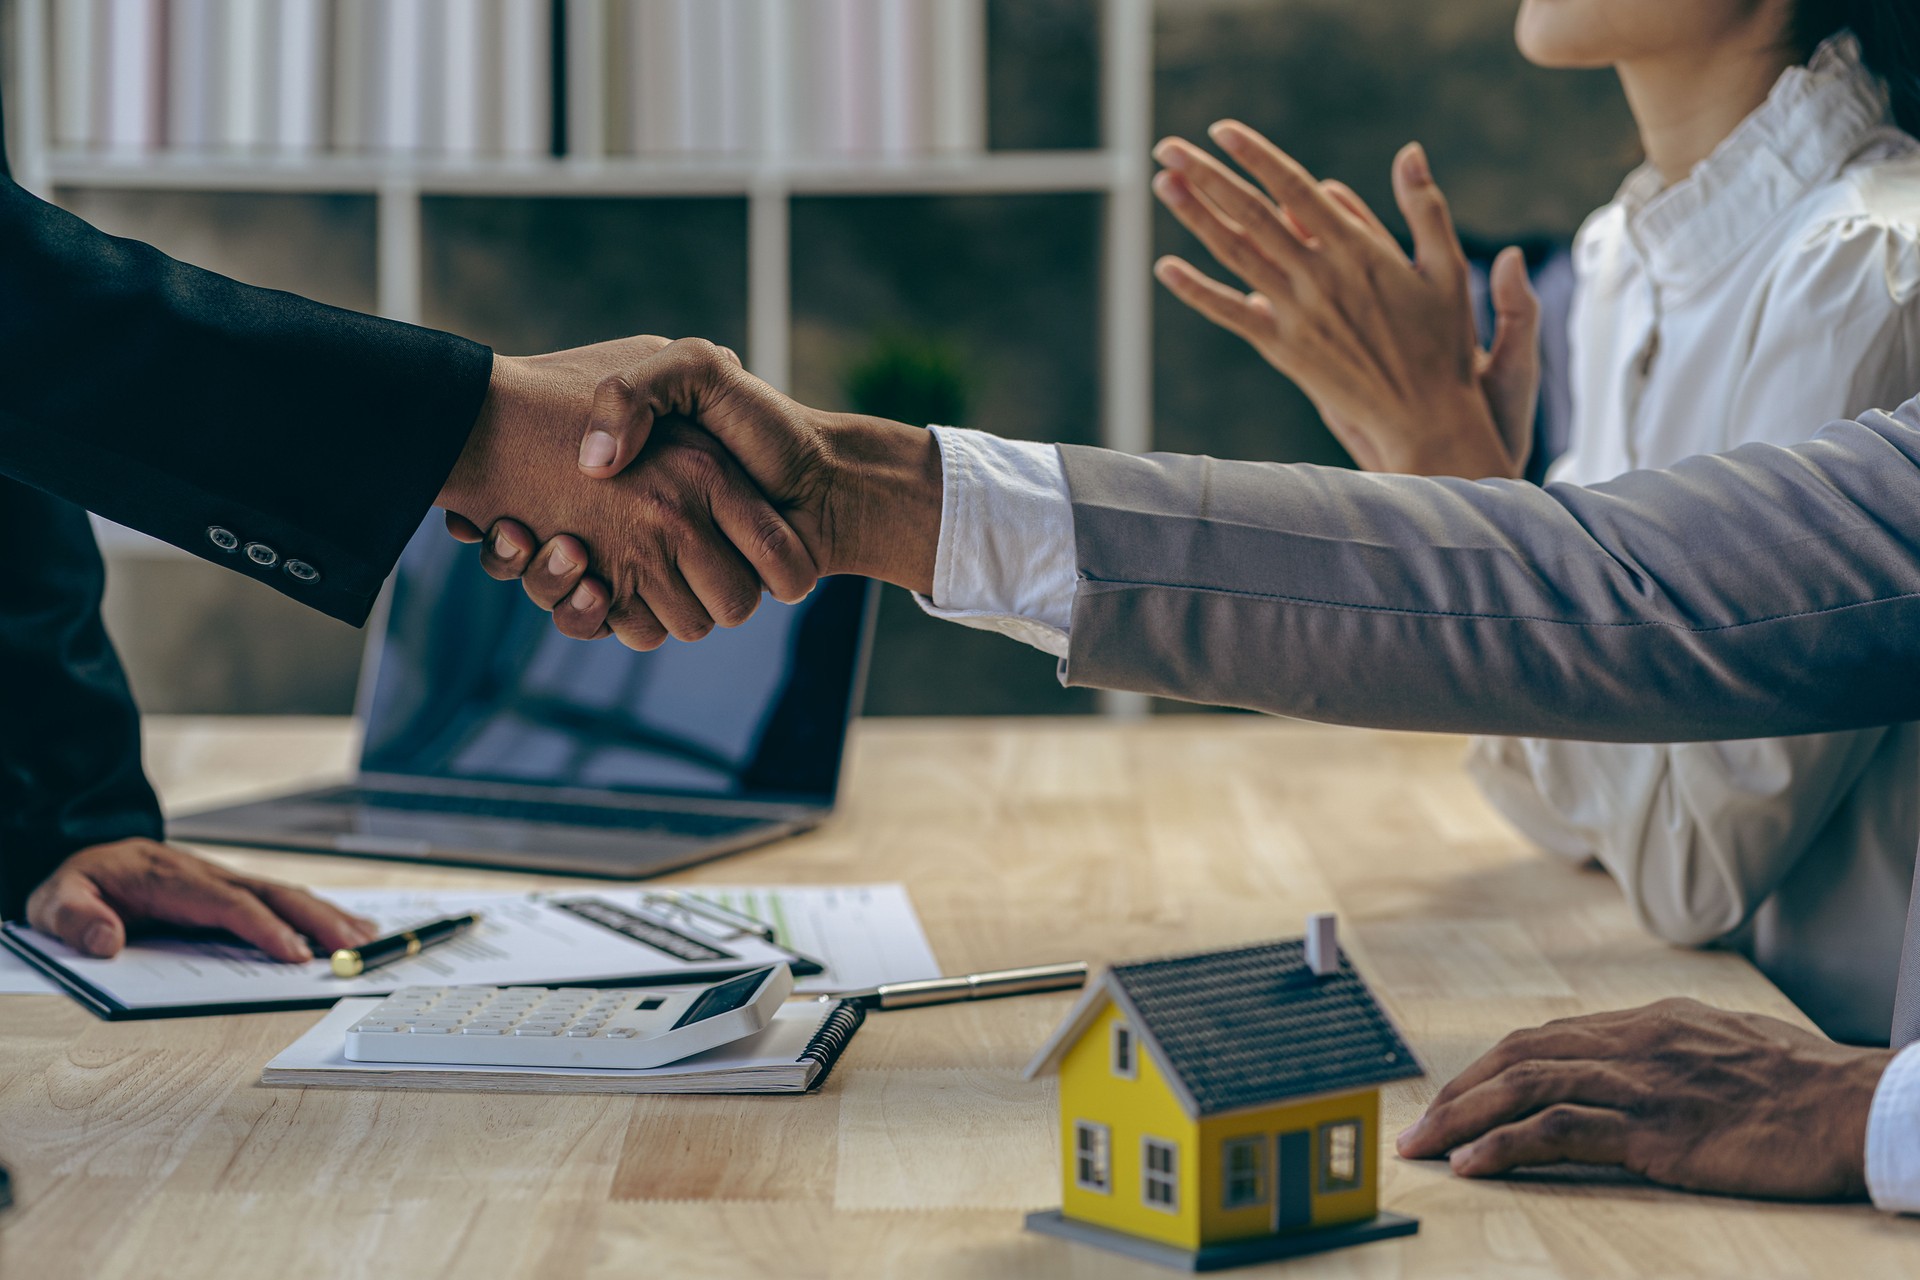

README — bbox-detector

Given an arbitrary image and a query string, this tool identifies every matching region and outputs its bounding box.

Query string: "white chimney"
[1306,912,1339,977]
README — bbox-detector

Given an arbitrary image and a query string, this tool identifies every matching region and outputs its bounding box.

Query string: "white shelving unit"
[10,0,1155,716]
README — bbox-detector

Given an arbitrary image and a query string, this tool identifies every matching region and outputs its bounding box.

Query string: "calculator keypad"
[349,986,667,1040]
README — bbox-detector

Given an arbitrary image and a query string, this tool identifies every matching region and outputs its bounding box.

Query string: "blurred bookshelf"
[11,0,1153,717]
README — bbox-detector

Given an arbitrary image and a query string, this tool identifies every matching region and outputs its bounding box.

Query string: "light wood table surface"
[3,715,1912,1279]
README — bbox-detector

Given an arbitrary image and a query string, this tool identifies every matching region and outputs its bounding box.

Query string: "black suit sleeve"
[0,479,163,920]
[0,94,493,627]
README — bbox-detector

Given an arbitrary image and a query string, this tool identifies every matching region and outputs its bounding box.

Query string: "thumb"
[578,337,749,479]
[1391,142,1465,285]
[1483,245,1543,469]
[26,868,126,957]
[579,369,658,479]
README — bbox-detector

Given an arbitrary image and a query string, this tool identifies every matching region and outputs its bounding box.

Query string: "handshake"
[435,335,947,644]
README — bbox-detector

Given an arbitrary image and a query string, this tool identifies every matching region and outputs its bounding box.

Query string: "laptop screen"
[357,520,876,807]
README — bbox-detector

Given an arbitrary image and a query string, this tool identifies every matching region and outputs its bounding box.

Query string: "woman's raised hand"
[1152,122,1539,479]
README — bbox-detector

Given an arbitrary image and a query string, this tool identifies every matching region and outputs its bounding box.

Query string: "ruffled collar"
[1611,33,1897,295]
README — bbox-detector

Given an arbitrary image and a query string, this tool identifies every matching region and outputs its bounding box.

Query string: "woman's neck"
[1617,42,1798,186]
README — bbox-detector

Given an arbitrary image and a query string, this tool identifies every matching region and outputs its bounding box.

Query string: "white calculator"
[342,965,792,1069]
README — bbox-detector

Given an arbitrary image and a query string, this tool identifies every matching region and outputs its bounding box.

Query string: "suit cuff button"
[206,526,240,552]
[285,559,321,583]
[244,542,279,568]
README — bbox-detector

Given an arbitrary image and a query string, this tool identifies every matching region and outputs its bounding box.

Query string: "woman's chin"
[1513,2,1625,70]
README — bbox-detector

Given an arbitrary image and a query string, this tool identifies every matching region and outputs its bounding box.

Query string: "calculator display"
[672,968,775,1028]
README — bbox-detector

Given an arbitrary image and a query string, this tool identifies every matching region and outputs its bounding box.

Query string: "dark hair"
[1797,1,1920,135]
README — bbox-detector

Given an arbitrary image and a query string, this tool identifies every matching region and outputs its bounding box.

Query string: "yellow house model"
[1023,917,1422,1271]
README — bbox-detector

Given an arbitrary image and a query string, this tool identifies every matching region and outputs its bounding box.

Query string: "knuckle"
[711,585,760,629]
[679,620,714,642]
[1538,1105,1583,1140]
[595,370,641,412]
[1501,1058,1546,1092]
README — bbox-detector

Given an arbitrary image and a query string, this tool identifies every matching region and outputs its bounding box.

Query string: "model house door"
[1273,1129,1312,1231]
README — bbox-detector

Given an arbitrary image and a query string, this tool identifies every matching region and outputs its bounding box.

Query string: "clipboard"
[1,890,825,1021]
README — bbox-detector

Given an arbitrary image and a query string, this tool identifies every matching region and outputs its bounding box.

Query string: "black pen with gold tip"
[330,913,481,978]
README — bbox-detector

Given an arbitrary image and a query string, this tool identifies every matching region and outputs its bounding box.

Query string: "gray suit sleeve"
[1057,396,1920,742]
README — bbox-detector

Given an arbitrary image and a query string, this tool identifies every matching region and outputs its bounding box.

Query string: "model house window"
[1142,1138,1179,1211]
[1319,1120,1362,1192]
[1110,1021,1137,1079]
[1074,1121,1112,1193]
[1221,1137,1264,1209]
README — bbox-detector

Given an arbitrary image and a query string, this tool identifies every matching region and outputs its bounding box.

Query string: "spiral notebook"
[262,996,864,1094]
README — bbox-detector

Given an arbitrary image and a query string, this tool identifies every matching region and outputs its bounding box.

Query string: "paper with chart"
[656,883,941,993]
[0,883,938,1012]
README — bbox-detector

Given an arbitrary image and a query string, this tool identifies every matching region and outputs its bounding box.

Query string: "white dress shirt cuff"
[1867,1042,1920,1212]
[913,426,1077,659]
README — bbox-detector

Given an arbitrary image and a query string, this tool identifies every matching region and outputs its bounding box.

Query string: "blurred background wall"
[2,0,1635,718]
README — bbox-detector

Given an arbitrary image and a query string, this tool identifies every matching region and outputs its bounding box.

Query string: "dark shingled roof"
[1110,939,1420,1116]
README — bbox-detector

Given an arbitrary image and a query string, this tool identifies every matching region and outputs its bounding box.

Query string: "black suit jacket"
[0,88,493,916]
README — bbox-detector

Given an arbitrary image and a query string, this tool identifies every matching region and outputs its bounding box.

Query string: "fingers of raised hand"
[1207,121,1358,245]
[1391,141,1468,283]
[1153,255,1276,346]
[1482,245,1543,468]
[1156,136,1308,264]
[1320,180,1395,247]
[1153,163,1298,300]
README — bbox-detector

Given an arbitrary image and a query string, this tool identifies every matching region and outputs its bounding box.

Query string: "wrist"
[814,413,941,593]
[1859,1043,1908,1205]
[1382,391,1520,480]
[438,354,533,519]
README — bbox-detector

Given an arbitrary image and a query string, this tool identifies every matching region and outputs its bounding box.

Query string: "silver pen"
[817,961,1088,1010]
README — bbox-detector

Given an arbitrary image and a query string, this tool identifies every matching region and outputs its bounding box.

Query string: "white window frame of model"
[1221,1135,1264,1209]
[1141,1136,1179,1212]
[1319,1119,1362,1192]
[1110,1019,1138,1080]
[1074,1120,1112,1194]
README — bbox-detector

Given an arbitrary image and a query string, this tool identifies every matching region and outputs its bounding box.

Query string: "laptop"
[171,519,879,878]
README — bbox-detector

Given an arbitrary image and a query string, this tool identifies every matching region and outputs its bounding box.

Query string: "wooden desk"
[2,717,1910,1278]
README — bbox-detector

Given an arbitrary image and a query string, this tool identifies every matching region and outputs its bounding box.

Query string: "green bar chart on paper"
[681,884,940,993]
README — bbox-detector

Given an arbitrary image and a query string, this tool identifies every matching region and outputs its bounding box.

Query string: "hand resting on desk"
[25,839,377,963]
[1397,998,1892,1200]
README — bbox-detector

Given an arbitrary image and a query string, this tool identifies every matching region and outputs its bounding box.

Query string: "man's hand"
[1397,998,1891,1200]
[25,839,378,963]
[462,338,945,639]
[1151,123,1539,480]
[436,336,821,650]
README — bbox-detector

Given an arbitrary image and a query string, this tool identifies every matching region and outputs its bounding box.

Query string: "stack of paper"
[263,994,863,1093]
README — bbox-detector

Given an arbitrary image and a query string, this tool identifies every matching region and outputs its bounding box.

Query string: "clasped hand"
[437,333,942,648]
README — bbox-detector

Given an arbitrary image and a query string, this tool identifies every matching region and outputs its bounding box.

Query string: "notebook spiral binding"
[798,1000,867,1091]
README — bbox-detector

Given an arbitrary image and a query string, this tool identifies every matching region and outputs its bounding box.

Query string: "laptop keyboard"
[314,789,771,839]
